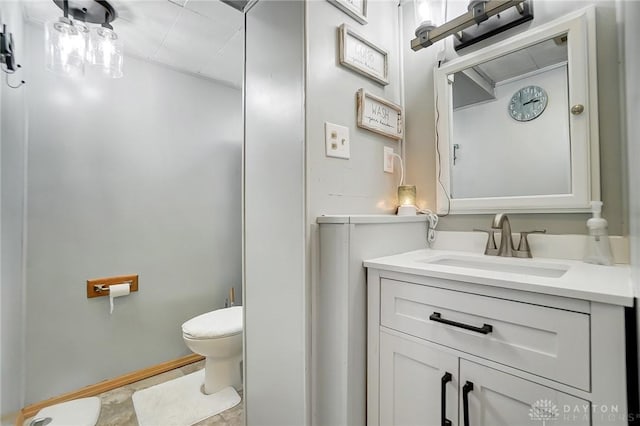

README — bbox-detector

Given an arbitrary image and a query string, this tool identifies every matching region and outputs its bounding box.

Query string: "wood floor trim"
[14,412,24,426]
[19,353,204,423]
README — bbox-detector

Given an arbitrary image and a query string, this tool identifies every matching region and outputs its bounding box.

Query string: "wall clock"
[508,85,548,122]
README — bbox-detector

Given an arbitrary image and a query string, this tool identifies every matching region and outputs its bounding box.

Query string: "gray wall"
[626,0,640,284]
[305,2,405,424]
[244,2,307,424]
[402,1,627,235]
[0,1,26,418]
[622,0,640,398]
[23,24,242,403]
[307,0,402,217]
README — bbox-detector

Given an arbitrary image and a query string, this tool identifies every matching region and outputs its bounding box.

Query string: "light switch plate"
[384,146,394,173]
[325,122,350,159]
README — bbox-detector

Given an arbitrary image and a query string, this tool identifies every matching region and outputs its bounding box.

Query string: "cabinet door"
[459,360,590,426]
[380,331,458,426]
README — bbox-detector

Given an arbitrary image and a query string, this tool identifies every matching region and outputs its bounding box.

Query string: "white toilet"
[182,305,243,395]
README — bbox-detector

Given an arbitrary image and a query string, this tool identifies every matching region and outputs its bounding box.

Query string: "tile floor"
[25,360,243,426]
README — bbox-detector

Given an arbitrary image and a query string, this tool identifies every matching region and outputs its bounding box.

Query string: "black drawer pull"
[463,381,474,426]
[429,312,493,334]
[441,372,452,426]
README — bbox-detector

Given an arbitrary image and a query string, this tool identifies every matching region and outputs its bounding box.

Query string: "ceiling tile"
[154,7,235,72]
[22,0,243,86]
[22,0,60,24]
[527,38,568,69]
[112,1,182,58]
[477,50,538,83]
[198,28,243,87]
[184,0,242,30]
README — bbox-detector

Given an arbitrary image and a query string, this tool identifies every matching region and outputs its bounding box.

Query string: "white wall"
[23,23,242,404]
[316,218,428,426]
[0,0,27,418]
[403,0,626,234]
[244,2,307,424]
[451,66,570,198]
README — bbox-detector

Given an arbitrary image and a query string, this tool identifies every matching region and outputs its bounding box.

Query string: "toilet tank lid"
[182,306,243,339]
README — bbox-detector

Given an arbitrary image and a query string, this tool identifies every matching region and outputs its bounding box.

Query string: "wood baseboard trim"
[14,412,24,426]
[19,353,204,423]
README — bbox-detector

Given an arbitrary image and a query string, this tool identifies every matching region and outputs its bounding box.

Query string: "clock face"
[508,85,548,122]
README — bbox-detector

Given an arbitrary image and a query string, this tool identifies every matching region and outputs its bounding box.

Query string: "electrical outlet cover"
[325,122,350,159]
[384,146,394,173]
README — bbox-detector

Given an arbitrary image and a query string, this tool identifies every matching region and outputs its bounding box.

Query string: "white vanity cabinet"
[459,360,589,426]
[379,331,458,426]
[367,267,630,426]
[379,332,591,426]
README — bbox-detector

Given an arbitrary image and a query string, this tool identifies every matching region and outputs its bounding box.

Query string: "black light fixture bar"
[454,0,533,51]
[411,0,527,51]
[52,0,116,25]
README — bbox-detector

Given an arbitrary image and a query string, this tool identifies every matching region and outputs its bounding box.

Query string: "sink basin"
[420,255,569,278]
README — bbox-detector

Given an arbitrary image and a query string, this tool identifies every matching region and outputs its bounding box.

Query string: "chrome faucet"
[492,213,515,257]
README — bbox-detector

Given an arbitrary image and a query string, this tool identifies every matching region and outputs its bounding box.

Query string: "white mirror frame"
[434,7,599,214]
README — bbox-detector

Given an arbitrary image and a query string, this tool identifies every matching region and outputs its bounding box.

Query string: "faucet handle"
[474,228,498,256]
[515,230,546,258]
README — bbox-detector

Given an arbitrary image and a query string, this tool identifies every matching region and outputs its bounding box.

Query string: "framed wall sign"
[339,24,389,86]
[356,89,403,140]
[328,0,367,25]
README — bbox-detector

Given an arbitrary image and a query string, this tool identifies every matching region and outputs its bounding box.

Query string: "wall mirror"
[434,7,599,214]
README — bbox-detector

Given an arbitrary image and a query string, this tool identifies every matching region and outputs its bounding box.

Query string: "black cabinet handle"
[462,381,474,426]
[429,312,493,335]
[441,372,452,426]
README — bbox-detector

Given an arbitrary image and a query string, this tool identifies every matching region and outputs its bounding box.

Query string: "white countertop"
[316,214,428,224]
[364,249,633,307]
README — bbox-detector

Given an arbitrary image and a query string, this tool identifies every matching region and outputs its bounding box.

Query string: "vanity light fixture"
[414,0,443,40]
[411,0,534,52]
[45,0,123,78]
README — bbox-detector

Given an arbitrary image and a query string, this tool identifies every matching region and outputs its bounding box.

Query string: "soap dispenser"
[583,201,614,266]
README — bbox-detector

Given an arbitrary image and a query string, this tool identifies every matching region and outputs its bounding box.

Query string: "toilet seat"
[182,306,242,340]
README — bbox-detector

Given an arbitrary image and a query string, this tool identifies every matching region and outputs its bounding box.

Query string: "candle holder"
[397,185,417,216]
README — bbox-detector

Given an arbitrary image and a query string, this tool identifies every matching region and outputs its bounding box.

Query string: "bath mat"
[132,370,240,426]
[32,397,101,426]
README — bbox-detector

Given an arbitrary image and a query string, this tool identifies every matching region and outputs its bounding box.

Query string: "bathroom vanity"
[365,249,633,426]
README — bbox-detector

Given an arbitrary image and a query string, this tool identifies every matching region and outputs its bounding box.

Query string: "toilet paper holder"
[87,274,139,298]
[94,284,109,292]
[94,282,130,293]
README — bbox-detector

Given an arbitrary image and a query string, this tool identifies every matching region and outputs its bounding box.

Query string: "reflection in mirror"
[434,7,599,214]
[450,36,570,199]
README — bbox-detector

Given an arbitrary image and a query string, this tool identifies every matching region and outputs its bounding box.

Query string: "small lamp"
[397,185,417,216]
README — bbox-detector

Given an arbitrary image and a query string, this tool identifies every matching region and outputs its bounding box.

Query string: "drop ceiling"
[22,0,244,88]
[474,37,568,85]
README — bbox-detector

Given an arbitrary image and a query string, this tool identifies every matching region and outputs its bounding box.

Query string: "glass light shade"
[414,0,442,35]
[44,17,86,77]
[87,27,123,78]
[397,185,417,206]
